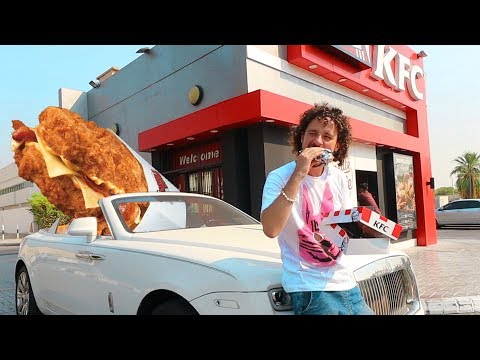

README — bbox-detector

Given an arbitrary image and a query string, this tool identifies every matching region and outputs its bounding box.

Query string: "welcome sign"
[173,142,222,170]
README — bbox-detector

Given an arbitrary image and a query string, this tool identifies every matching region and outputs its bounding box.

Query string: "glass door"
[187,167,223,199]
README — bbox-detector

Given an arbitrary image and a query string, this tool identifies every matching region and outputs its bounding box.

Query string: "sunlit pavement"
[404,228,480,315]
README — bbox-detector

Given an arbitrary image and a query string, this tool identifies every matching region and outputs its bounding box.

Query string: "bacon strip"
[12,120,37,143]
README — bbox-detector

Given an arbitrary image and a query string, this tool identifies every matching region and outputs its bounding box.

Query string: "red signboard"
[287,45,426,109]
[330,45,372,68]
[173,142,222,170]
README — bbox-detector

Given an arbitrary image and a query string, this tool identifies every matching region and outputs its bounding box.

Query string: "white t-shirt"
[261,161,357,292]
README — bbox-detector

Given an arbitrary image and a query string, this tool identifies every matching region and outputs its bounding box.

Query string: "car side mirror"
[437,207,443,211]
[68,217,97,243]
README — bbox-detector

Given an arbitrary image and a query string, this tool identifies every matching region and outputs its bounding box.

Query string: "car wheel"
[436,220,442,229]
[16,265,41,315]
[151,299,197,315]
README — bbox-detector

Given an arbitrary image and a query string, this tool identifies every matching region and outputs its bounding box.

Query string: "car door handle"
[88,254,106,260]
[75,252,105,261]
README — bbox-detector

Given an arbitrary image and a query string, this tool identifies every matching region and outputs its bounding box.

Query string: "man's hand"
[295,147,330,177]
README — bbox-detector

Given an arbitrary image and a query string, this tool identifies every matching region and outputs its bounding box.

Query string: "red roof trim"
[138,89,421,153]
[138,90,307,151]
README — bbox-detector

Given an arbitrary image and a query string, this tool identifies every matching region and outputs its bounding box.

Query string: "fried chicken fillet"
[36,106,147,195]
[12,119,102,218]
[12,107,147,234]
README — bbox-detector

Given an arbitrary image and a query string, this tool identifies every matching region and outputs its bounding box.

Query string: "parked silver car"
[436,199,480,228]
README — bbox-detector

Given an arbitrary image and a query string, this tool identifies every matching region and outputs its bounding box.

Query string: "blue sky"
[1,45,477,189]
[410,45,479,188]
[1,45,152,167]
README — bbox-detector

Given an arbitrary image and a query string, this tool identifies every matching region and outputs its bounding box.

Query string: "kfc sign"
[371,45,424,101]
[289,45,425,103]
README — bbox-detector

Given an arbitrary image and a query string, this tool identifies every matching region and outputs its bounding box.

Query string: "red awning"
[138,89,421,153]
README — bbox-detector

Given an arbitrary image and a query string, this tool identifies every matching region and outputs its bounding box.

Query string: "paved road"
[0,249,17,315]
[434,226,480,239]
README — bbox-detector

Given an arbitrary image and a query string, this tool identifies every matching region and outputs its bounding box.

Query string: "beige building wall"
[246,45,406,132]
[58,88,88,119]
[0,163,38,234]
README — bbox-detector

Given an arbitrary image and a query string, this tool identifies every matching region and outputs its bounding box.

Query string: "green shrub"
[27,193,71,229]
[435,187,456,196]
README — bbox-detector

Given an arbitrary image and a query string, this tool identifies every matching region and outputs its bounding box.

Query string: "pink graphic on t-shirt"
[297,183,341,267]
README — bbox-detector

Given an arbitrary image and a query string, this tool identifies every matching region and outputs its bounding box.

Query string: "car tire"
[436,220,442,229]
[16,265,42,315]
[151,299,197,315]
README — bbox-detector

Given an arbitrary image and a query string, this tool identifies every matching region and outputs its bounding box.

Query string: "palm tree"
[450,151,480,198]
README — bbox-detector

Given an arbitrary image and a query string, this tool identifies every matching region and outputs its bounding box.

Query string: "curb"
[422,296,480,315]
[0,239,22,246]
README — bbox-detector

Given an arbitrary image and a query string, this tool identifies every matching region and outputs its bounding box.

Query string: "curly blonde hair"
[288,102,352,166]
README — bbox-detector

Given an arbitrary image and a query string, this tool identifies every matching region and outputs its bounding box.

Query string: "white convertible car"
[15,192,423,315]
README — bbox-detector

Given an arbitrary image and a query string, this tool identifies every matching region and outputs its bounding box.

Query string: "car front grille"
[354,255,421,315]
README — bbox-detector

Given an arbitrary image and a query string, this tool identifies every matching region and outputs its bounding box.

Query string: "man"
[357,182,381,214]
[260,102,373,315]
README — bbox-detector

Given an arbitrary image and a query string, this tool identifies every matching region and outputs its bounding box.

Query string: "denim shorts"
[290,286,375,315]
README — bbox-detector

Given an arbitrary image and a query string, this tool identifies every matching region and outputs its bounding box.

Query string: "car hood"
[105,224,284,287]
[97,225,409,290]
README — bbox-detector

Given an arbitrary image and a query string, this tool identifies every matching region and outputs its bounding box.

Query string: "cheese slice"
[89,176,124,194]
[33,130,80,178]
[11,139,22,152]
[71,176,104,209]
[32,129,105,209]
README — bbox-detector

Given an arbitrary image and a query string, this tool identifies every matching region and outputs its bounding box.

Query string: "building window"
[0,181,34,196]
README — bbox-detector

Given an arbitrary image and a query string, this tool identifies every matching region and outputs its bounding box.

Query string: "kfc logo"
[371,45,424,101]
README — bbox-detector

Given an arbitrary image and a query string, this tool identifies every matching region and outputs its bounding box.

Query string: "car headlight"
[268,288,293,311]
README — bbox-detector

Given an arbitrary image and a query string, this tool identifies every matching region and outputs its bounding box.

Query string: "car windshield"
[111,194,259,233]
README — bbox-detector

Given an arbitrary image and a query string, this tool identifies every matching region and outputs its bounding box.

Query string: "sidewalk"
[0,234,25,246]
[0,238,23,246]
[403,238,480,315]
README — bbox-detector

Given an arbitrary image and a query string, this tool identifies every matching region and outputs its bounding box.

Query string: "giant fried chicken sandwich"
[12,106,155,234]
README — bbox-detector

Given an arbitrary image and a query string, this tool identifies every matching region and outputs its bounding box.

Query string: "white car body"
[15,192,423,315]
